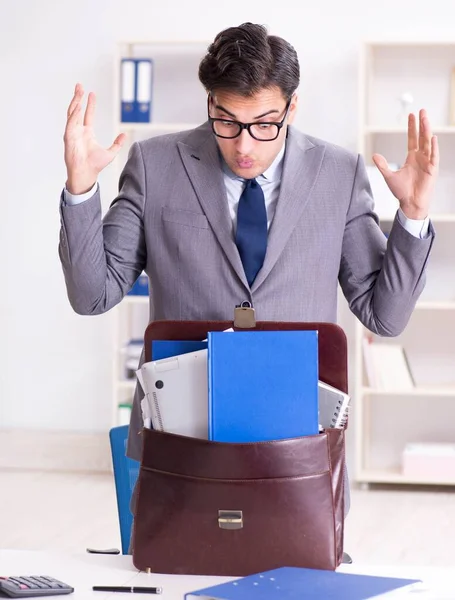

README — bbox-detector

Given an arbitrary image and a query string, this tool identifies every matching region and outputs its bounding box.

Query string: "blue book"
[151,340,208,361]
[207,330,319,442]
[184,566,421,600]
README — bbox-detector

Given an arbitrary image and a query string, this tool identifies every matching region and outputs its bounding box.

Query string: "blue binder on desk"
[207,330,319,442]
[184,566,421,600]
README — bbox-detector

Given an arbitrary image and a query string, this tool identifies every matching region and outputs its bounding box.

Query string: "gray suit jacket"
[59,122,434,461]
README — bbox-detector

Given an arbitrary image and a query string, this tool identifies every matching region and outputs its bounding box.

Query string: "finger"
[64,103,82,135]
[430,135,439,168]
[372,153,393,178]
[83,92,96,127]
[407,113,418,151]
[107,133,127,156]
[419,109,431,157]
[67,83,84,119]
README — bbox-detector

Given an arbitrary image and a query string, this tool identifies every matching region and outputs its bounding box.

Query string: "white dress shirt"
[64,144,430,239]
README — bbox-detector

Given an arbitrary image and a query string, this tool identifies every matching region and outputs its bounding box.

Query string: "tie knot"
[247,178,258,188]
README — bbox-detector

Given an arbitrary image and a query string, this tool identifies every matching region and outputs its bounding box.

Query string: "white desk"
[0,550,453,599]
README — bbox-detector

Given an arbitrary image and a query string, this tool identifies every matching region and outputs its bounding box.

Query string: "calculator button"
[20,577,39,588]
[29,577,47,588]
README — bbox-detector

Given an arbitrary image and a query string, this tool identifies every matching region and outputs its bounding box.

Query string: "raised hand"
[372,109,439,220]
[64,83,126,195]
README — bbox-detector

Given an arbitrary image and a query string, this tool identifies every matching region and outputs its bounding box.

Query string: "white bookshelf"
[355,40,455,487]
[111,39,210,427]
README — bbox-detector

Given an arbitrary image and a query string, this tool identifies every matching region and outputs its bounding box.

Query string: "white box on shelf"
[402,442,455,482]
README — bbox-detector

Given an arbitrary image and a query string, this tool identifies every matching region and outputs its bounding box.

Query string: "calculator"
[0,576,73,597]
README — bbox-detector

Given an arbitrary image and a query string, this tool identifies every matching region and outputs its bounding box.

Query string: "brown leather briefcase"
[132,319,347,576]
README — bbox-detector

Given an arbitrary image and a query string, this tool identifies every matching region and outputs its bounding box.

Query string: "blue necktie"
[235,178,267,287]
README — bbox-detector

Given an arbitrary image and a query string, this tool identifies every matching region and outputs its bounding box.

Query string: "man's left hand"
[372,109,439,220]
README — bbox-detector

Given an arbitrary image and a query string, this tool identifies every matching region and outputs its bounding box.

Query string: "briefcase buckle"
[218,510,243,530]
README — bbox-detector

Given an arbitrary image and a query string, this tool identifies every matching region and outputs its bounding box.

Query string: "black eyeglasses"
[207,96,291,141]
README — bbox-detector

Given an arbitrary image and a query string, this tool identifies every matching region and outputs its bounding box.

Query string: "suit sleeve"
[338,154,434,336]
[58,142,147,315]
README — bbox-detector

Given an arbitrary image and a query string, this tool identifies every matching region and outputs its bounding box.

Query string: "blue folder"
[151,340,207,361]
[207,330,319,442]
[120,58,153,123]
[184,566,421,600]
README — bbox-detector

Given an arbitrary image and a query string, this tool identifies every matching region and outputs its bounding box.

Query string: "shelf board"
[362,386,455,396]
[415,300,455,310]
[363,126,455,134]
[357,468,455,486]
[118,122,201,133]
[123,295,149,305]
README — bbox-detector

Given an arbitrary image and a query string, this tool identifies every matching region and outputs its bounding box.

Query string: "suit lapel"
[251,129,326,293]
[177,125,249,289]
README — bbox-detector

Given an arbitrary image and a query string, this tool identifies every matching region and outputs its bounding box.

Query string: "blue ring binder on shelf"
[127,273,149,296]
[121,58,153,123]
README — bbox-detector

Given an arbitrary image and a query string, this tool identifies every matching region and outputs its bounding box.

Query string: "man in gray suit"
[60,23,438,466]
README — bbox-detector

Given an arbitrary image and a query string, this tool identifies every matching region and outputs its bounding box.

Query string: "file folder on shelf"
[120,59,135,122]
[120,58,153,123]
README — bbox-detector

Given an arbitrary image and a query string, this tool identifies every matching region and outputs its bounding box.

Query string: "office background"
[1,0,454,510]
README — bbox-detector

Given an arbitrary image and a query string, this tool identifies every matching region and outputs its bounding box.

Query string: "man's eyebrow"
[214,104,281,120]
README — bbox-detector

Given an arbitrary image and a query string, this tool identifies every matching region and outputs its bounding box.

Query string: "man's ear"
[288,93,298,124]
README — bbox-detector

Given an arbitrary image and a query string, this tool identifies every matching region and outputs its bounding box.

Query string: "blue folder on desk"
[207,330,319,442]
[184,566,421,600]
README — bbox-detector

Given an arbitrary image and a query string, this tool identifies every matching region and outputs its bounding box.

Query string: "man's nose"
[235,128,255,154]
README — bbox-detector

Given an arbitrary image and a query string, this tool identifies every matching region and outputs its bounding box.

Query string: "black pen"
[93,585,162,594]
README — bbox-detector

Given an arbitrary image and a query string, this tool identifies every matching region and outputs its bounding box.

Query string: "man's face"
[209,87,297,180]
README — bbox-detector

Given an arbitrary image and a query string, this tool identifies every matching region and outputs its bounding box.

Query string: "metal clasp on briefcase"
[218,510,243,530]
[234,302,256,328]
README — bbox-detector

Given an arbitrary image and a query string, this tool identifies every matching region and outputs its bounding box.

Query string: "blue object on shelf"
[127,273,149,296]
[120,58,153,123]
[109,426,140,554]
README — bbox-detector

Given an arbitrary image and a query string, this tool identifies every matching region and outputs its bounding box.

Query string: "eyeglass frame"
[207,94,292,142]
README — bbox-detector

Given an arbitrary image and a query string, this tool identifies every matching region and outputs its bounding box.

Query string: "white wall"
[1,0,453,433]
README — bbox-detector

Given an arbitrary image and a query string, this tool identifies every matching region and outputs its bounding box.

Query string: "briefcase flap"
[144,320,348,394]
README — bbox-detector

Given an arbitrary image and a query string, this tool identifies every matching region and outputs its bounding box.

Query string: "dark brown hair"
[198,22,299,100]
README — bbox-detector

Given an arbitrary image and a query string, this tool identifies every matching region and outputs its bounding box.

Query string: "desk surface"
[0,550,453,599]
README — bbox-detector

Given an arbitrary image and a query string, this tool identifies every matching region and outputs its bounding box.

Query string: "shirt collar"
[220,142,286,183]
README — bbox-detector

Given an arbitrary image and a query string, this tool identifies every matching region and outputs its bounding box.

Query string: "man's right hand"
[64,83,126,195]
